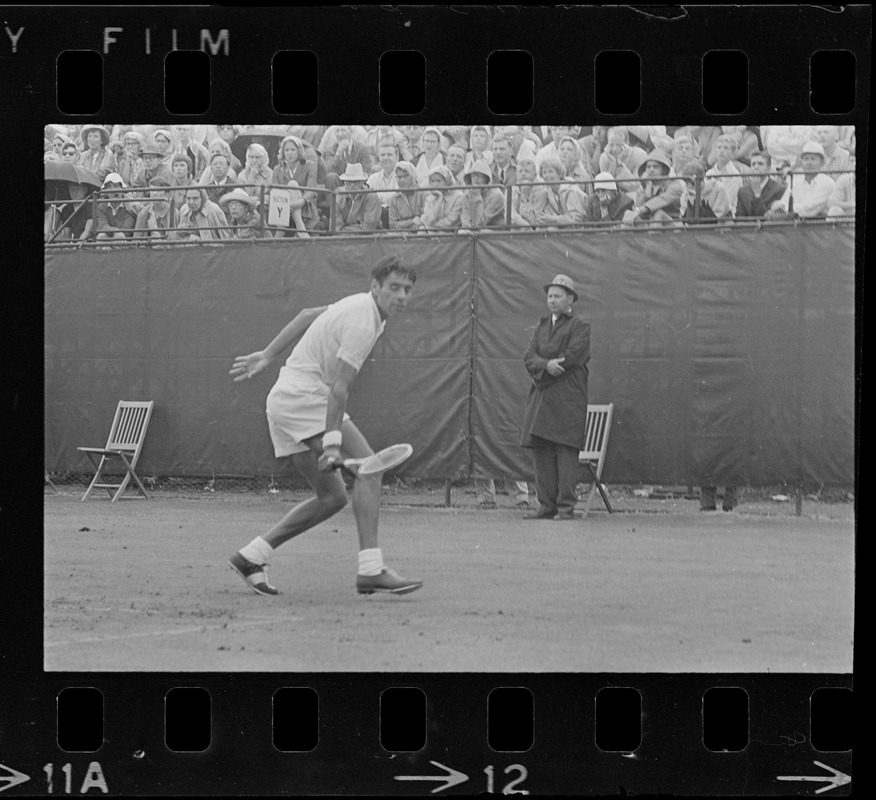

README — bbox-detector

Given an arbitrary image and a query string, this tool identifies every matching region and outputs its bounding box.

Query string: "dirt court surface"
[44,488,854,673]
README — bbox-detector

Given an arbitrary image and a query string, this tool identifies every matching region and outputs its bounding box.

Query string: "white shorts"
[266,370,351,457]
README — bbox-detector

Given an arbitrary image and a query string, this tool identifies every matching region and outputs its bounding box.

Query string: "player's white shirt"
[278,292,386,393]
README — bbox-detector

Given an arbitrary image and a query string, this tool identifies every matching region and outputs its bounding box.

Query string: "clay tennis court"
[44,488,854,673]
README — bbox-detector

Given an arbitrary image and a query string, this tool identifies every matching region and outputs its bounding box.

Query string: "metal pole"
[505,185,512,227]
[329,189,337,233]
[694,176,702,222]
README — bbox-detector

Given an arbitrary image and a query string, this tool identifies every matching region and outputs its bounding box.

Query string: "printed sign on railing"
[268,188,291,227]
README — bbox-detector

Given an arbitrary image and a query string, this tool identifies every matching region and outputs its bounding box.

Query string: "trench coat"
[520,313,590,449]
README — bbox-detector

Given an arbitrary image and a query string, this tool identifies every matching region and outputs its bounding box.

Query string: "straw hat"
[339,162,369,181]
[218,187,258,208]
[638,149,672,175]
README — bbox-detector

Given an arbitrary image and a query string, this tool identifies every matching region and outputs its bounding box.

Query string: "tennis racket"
[331,443,414,476]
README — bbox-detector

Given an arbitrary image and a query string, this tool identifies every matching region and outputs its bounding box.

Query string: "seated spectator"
[827,155,855,217]
[238,143,273,200]
[118,131,147,188]
[586,172,634,222]
[671,135,696,175]
[218,187,270,239]
[415,127,445,187]
[175,186,231,240]
[200,139,240,184]
[44,151,61,163]
[50,130,72,158]
[460,159,505,229]
[760,125,812,171]
[108,138,125,171]
[768,141,836,219]
[623,150,685,225]
[272,135,319,233]
[705,134,744,215]
[510,158,539,228]
[323,125,374,190]
[490,135,516,186]
[94,173,137,241]
[364,125,411,163]
[534,126,572,168]
[531,158,586,227]
[735,151,786,218]
[402,128,423,165]
[78,124,115,181]
[173,124,210,179]
[558,136,592,186]
[151,128,174,170]
[445,145,467,185]
[136,142,174,188]
[210,125,243,171]
[813,124,852,174]
[599,127,644,191]
[443,125,470,152]
[366,139,400,228]
[577,125,609,177]
[679,161,732,222]
[335,163,382,232]
[497,125,540,164]
[464,125,493,172]
[134,177,176,239]
[200,152,238,205]
[60,142,80,164]
[388,161,425,230]
[417,165,463,231]
[713,125,761,167]
[169,153,194,208]
[838,125,855,155]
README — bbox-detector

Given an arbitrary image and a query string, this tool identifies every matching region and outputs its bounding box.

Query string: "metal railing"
[44,169,856,248]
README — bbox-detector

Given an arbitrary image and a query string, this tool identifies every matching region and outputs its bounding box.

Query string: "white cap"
[801,140,826,158]
[593,171,617,192]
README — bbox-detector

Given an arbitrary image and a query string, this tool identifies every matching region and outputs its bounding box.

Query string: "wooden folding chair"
[78,401,154,502]
[579,403,614,517]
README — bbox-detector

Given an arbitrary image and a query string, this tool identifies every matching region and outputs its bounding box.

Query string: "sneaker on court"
[228,552,280,596]
[357,567,423,596]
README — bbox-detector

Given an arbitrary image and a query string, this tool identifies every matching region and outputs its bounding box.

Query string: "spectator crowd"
[44,124,856,244]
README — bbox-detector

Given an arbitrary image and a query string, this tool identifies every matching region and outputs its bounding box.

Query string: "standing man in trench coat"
[520,274,590,520]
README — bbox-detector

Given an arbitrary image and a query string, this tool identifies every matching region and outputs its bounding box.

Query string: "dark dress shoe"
[524,510,556,519]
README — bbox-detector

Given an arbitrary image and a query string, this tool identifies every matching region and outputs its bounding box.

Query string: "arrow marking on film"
[777,761,851,794]
[0,763,31,794]
[395,761,469,794]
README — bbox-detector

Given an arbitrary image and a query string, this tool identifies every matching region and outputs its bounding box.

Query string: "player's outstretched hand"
[230,351,271,382]
[318,445,342,473]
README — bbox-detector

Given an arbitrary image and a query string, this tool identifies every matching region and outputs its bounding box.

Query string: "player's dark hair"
[371,255,417,285]
[750,150,772,167]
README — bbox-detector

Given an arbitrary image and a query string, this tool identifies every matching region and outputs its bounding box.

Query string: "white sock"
[358,548,384,576]
[239,536,274,566]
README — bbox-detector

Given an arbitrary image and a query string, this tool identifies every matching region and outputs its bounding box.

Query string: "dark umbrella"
[44,161,103,188]
[45,162,103,243]
[232,125,291,166]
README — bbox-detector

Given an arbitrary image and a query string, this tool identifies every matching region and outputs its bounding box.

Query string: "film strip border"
[1,6,870,120]
[0,675,854,795]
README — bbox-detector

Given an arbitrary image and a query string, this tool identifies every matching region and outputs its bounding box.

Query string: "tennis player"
[228,254,423,596]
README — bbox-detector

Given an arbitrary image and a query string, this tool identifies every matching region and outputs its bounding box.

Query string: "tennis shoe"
[228,552,280,596]
[357,567,423,596]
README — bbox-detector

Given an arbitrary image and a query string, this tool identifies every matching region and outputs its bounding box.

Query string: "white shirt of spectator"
[280,293,386,390]
[366,169,399,207]
[416,151,444,187]
[778,172,837,218]
[705,160,743,216]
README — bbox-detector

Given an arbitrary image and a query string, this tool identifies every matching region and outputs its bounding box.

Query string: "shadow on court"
[44,491,853,673]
